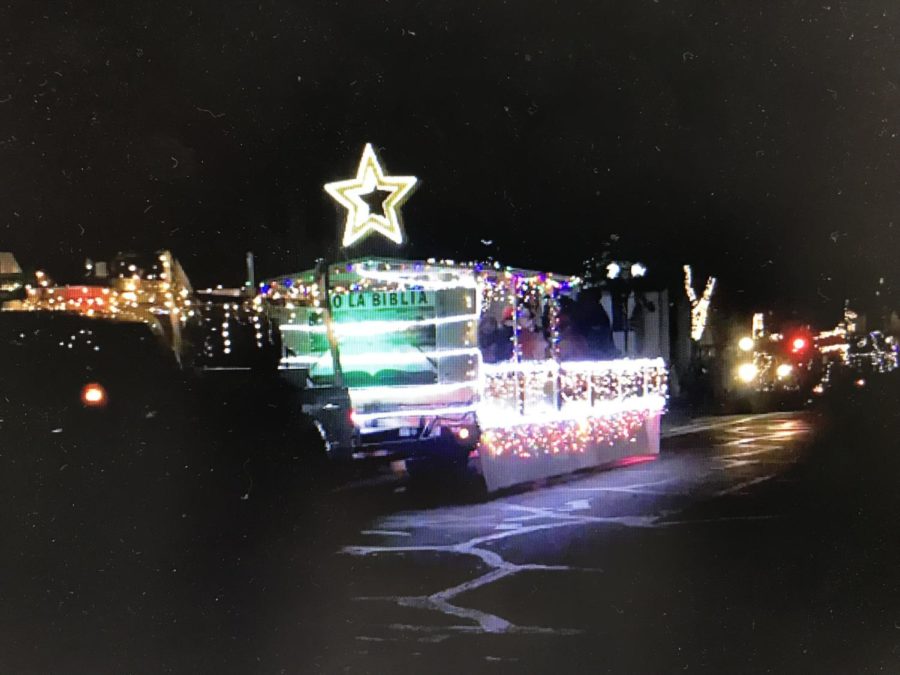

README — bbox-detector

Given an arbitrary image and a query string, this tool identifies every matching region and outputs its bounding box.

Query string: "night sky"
[1,1,898,322]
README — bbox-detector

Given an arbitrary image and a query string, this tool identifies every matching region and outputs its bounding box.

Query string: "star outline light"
[324,143,418,248]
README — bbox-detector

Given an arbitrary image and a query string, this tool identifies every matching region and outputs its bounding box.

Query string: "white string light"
[279,311,479,336]
[347,381,479,405]
[281,346,480,367]
[352,265,478,290]
[478,393,665,429]
[350,404,479,423]
[684,264,716,341]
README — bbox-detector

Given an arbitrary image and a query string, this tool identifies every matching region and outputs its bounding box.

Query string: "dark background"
[1,1,898,323]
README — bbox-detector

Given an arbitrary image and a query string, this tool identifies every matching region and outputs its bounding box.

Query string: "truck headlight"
[737,363,758,383]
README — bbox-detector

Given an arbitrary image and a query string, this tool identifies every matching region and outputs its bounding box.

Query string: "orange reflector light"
[80,382,107,407]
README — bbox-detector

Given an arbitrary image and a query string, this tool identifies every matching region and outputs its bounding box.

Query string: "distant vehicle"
[0,309,210,565]
[731,322,817,411]
[0,311,187,441]
[0,249,282,438]
[0,292,323,492]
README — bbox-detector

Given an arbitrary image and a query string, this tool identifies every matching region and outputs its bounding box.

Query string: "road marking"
[660,514,780,526]
[714,474,775,496]
[434,567,518,600]
[386,623,582,636]
[570,477,682,495]
[574,486,679,496]
[662,412,789,438]
[720,459,758,468]
[342,412,811,638]
[725,431,799,447]
[343,503,647,636]
[722,446,784,459]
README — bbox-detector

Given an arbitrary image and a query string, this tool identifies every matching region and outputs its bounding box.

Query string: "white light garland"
[350,404,479,423]
[478,393,665,429]
[684,264,716,342]
[347,381,479,405]
[352,265,478,290]
[279,311,479,336]
[282,346,480,367]
[482,357,666,376]
[346,357,666,452]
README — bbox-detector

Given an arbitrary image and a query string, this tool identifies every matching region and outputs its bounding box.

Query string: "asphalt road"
[319,413,821,671]
[275,404,899,674]
[2,387,899,674]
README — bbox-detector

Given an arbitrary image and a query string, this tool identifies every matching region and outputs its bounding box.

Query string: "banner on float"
[329,290,435,317]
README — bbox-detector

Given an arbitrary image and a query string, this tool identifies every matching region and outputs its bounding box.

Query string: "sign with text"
[329,290,435,314]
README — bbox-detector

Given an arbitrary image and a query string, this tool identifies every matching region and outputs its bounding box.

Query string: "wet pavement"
[2,392,899,673]
[282,405,899,674]
[320,413,821,670]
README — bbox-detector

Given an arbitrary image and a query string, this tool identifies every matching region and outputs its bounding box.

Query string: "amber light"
[80,382,108,408]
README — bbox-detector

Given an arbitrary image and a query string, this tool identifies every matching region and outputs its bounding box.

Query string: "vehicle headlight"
[737,363,758,383]
[738,337,754,352]
[776,363,793,379]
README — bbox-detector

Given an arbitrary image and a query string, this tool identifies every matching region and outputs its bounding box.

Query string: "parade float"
[260,144,668,491]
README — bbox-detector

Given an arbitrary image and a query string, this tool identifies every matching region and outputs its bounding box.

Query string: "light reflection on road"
[338,411,815,639]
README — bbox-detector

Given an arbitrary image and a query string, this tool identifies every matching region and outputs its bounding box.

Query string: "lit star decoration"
[324,143,418,248]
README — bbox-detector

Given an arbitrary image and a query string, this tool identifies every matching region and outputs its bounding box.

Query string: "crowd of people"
[478,293,619,363]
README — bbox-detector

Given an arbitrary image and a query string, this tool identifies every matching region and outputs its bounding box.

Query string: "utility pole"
[245,251,255,294]
[316,258,345,390]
